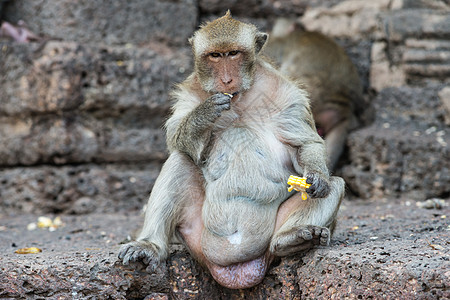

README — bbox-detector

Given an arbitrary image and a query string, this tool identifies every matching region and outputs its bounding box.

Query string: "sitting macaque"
[119,11,344,289]
[264,19,364,170]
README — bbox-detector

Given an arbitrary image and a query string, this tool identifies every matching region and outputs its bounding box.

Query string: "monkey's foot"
[118,241,162,272]
[270,225,330,257]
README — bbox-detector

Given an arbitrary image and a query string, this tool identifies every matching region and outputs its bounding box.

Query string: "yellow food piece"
[223,92,234,98]
[37,216,53,228]
[36,216,64,230]
[15,247,42,254]
[287,175,311,200]
[53,216,63,227]
[301,192,308,200]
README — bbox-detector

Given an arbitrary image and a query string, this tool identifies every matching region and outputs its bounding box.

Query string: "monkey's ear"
[255,32,268,54]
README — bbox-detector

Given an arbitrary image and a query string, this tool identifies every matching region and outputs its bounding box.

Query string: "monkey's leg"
[270,176,344,257]
[324,119,350,170]
[119,151,202,271]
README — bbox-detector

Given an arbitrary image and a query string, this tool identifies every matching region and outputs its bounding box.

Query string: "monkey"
[263,18,364,170]
[118,11,345,289]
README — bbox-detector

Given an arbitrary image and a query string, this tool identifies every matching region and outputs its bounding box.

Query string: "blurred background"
[0,0,449,215]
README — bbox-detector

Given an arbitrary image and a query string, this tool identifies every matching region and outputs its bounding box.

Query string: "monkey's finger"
[121,249,135,265]
[306,185,317,196]
[310,226,330,246]
[146,263,157,273]
[217,102,231,111]
[320,232,330,246]
[313,181,330,198]
[127,248,150,265]
[305,173,316,185]
[142,251,157,265]
[298,227,314,241]
[213,96,232,106]
[118,244,134,262]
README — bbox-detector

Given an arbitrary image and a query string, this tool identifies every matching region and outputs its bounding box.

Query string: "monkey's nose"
[222,77,233,85]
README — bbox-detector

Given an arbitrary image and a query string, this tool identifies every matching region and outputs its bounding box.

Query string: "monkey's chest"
[203,126,291,203]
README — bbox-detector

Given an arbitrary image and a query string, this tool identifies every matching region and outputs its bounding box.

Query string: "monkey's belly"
[204,127,292,204]
[201,127,292,266]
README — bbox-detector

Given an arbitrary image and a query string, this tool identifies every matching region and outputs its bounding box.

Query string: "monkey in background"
[119,12,344,289]
[264,19,364,170]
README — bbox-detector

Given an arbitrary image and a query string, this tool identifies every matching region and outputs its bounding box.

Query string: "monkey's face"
[198,49,253,94]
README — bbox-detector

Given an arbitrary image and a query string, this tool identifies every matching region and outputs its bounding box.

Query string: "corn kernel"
[287,175,311,200]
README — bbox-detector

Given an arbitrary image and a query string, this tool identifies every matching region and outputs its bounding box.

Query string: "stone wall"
[1,0,449,214]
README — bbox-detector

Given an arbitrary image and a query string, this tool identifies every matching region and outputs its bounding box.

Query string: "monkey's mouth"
[205,252,273,289]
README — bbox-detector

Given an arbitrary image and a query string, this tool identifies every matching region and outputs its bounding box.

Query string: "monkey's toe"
[118,241,160,269]
[270,225,330,256]
[318,227,330,246]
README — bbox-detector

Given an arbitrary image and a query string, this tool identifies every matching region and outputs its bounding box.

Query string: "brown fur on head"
[189,10,268,93]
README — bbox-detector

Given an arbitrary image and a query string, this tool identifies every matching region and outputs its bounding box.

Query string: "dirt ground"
[1,197,448,299]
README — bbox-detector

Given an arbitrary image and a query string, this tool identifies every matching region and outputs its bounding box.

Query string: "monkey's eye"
[210,52,221,58]
[228,50,239,56]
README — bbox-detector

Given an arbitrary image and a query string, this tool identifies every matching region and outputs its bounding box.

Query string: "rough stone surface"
[199,0,341,17]
[440,86,450,125]
[0,41,192,116]
[300,0,392,40]
[0,163,161,215]
[0,41,191,168]
[3,0,198,46]
[384,9,450,42]
[0,199,448,299]
[0,114,167,166]
[343,85,450,200]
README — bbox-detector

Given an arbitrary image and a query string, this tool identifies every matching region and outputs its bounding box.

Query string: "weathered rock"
[0,163,161,214]
[402,38,450,83]
[439,86,450,125]
[3,0,198,46]
[0,199,448,299]
[369,37,450,91]
[343,86,450,200]
[370,41,407,91]
[400,0,450,9]
[0,41,192,116]
[0,114,167,166]
[0,41,191,167]
[300,0,393,40]
[383,9,450,42]
[199,0,341,17]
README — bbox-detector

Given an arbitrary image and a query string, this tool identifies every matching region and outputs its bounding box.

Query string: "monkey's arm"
[166,90,231,164]
[270,88,344,257]
[278,94,331,198]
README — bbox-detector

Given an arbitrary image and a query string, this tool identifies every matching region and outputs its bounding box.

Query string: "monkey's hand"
[195,93,231,123]
[170,93,231,162]
[118,241,163,272]
[305,173,330,198]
